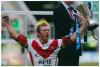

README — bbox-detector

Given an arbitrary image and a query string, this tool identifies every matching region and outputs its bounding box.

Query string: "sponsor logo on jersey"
[38,59,52,65]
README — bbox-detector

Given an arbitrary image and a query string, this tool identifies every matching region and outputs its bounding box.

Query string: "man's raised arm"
[2,15,27,46]
[2,15,18,40]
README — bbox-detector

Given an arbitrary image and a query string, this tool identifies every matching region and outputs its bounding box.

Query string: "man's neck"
[39,38,48,45]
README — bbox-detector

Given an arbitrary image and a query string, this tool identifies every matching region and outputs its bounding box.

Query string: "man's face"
[39,25,50,41]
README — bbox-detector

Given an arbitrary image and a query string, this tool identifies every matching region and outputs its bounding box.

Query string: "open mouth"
[45,35,49,38]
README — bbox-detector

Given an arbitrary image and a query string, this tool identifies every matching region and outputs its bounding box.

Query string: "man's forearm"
[2,15,18,40]
[70,17,87,43]
[2,15,28,47]
[5,23,18,40]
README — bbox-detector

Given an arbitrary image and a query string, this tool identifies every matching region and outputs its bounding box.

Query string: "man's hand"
[2,15,9,23]
[2,14,18,40]
[2,14,10,27]
[77,12,88,29]
[70,11,88,43]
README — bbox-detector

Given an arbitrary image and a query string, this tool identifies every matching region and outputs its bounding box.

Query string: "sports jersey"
[16,34,72,66]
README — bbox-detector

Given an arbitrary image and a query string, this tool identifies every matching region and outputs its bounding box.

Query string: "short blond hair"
[36,19,49,33]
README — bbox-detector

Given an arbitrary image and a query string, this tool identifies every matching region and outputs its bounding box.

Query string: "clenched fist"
[2,14,10,27]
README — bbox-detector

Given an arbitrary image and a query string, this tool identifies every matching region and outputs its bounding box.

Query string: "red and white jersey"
[16,34,72,66]
[28,39,62,66]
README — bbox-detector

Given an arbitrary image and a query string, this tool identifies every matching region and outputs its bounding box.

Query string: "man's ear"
[36,32,40,37]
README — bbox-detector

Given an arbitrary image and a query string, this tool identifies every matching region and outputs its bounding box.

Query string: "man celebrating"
[2,13,87,66]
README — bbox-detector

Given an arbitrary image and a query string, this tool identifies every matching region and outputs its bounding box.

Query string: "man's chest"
[28,39,60,65]
[28,39,60,59]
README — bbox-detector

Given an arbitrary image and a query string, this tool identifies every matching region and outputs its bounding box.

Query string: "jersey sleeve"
[62,36,73,47]
[16,34,28,47]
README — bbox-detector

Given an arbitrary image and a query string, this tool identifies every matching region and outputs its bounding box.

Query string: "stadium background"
[1,1,99,66]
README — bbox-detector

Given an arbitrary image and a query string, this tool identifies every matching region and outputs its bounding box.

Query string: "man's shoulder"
[54,3,64,10]
[27,39,40,45]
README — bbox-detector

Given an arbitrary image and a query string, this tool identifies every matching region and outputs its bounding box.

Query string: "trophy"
[76,3,89,18]
[76,3,98,31]
[76,2,99,41]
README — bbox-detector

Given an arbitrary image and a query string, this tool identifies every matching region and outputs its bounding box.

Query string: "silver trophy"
[76,3,98,31]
